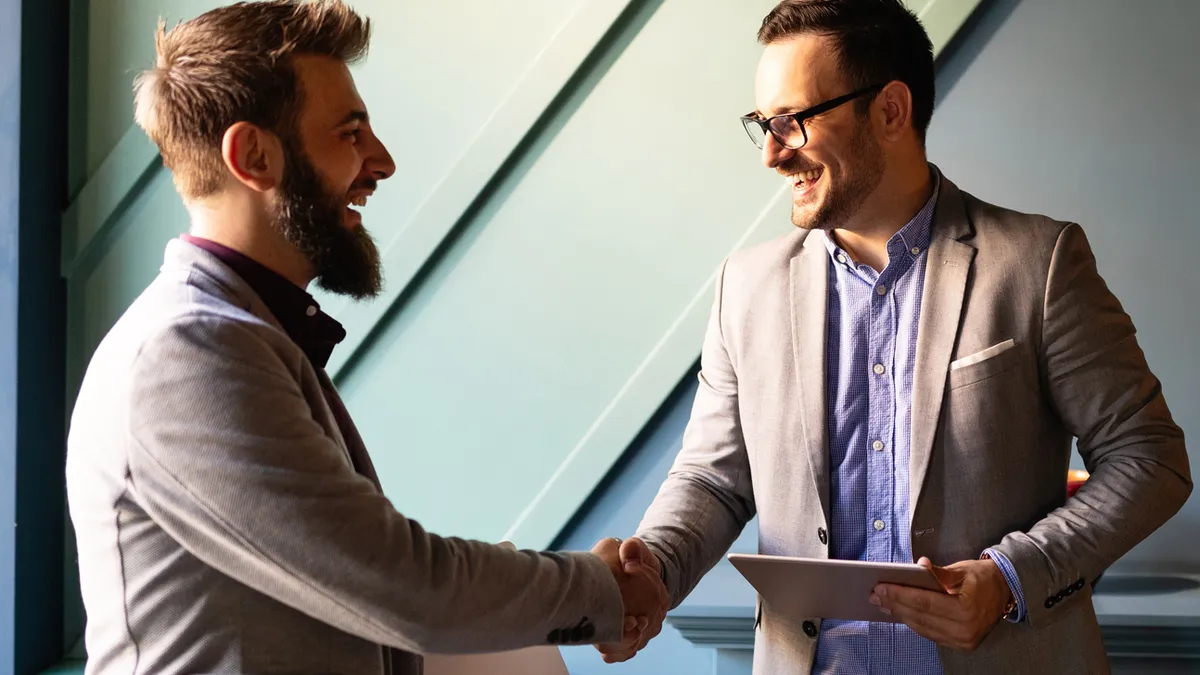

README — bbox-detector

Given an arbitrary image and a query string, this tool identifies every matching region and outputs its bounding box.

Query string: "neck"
[833,162,933,272]
[186,192,314,289]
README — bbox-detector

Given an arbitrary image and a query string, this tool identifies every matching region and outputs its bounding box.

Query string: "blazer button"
[1065,587,1075,596]
[1074,578,1086,591]
[1044,597,1056,609]
[818,527,828,545]
[803,620,818,637]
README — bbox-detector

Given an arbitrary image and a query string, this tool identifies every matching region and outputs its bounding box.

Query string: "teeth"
[349,196,368,207]
[789,169,822,186]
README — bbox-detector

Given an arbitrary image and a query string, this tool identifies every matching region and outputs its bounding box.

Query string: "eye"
[343,127,362,143]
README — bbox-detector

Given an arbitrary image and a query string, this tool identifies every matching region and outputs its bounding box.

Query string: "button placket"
[865,268,896,565]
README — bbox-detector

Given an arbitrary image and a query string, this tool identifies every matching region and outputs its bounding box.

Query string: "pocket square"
[950,338,1015,370]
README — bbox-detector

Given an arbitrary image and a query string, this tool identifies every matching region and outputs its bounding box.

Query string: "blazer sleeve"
[126,313,625,654]
[634,259,757,607]
[990,222,1192,628]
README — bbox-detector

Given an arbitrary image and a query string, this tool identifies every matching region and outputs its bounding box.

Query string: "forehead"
[292,54,366,126]
[754,34,845,116]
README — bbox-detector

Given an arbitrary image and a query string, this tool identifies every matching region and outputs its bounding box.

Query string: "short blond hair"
[134,0,371,199]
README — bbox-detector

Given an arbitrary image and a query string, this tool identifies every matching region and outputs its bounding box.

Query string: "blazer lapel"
[790,232,831,523]
[909,180,976,518]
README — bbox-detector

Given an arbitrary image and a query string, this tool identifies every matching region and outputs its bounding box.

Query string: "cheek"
[313,145,360,193]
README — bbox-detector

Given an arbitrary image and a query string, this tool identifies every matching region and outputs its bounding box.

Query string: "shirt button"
[872,440,884,451]
[873,519,886,531]
[911,247,921,255]
[836,254,847,264]
[306,306,317,317]
[875,284,887,295]
[873,364,885,375]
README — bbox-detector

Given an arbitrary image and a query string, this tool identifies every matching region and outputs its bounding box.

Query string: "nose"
[364,131,396,180]
[760,131,793,170]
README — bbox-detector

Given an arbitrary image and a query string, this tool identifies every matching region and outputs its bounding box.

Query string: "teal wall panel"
[336,0,787,547]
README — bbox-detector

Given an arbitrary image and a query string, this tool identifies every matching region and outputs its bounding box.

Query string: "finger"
[875,585,975,649]
[602,649,637,664]
[636,618,658,651]
[623,615,637,633]
[886,602,964,647]
[619,537,651,574]
[919,556,967,593]
[874,583,958,619]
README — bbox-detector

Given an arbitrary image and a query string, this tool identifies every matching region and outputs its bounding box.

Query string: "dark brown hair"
[759,0,934,140]
[134,0,371,198]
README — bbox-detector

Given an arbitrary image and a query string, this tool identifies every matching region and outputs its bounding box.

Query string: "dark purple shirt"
[181,235,347,369]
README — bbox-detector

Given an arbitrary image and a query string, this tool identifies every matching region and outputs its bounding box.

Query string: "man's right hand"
[591,536,668,663]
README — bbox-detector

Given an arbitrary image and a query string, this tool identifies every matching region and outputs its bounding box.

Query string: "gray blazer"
[65,240,625,675]
[635,174,1192,674]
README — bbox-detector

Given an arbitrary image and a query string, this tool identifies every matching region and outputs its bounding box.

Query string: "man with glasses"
[596,1,1190,673]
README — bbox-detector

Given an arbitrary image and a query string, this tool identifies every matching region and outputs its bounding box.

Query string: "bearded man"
[64,2,665,674]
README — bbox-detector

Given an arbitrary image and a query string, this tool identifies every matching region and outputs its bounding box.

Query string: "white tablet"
[728,553,945,623]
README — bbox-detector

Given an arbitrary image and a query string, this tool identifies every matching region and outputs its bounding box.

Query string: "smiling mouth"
[788,168,823,190]
[348,195,369,208]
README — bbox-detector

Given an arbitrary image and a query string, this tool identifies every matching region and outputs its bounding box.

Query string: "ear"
[220,121,284,193]
[875,80,915,142]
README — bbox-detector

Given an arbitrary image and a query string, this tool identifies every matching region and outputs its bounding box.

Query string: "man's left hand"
[871,556,1011,651]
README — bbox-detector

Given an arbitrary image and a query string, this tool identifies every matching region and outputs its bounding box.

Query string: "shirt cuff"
[983,548,1027,623]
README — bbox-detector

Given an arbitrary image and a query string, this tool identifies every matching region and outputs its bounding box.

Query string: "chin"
[791,204,828,231]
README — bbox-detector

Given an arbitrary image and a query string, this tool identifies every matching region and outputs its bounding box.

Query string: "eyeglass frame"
[740,83,886,150]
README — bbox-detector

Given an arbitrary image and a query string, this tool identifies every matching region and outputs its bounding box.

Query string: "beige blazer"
[65,240,625,675]
[635,173,1192,674]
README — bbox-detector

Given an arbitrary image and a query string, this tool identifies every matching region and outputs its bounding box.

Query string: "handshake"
[590,536,670,663]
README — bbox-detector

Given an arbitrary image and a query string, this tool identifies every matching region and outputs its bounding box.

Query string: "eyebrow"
[336,110,369,127]
[758,102,814,118]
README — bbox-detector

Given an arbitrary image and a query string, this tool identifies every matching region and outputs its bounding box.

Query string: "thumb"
[619,537,654,575]
[918,556,965,593]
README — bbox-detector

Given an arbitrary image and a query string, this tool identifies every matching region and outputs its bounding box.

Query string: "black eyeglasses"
[740,83,885,150]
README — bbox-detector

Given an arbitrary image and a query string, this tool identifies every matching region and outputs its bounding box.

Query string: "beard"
[271,138,383,300]
[790,115,885,231]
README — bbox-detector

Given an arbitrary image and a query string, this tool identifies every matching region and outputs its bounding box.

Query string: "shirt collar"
[823,166,941,266]
[180,235,347,368]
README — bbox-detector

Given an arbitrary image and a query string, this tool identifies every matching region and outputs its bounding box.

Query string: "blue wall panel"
[0,1,22,671]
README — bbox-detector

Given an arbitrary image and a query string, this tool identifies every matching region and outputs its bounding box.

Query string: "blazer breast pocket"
[948,338,1021,389]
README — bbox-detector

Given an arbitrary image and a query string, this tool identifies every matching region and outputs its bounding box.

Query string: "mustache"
[349,178,378,193]
[778,161,821,175]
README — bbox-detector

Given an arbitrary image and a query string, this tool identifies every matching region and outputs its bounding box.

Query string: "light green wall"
[61,0,981,654]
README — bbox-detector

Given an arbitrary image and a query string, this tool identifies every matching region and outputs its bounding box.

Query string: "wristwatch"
[999,594,1018,622]
[981,551,1018,621]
